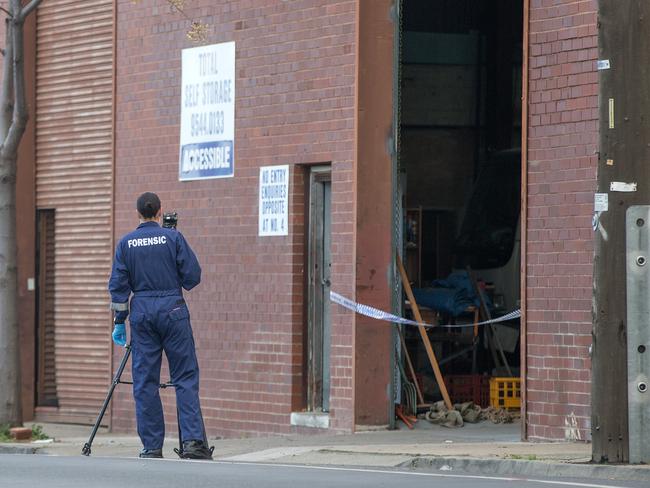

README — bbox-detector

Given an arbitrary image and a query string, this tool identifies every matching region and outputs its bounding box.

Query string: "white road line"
[213,461,634,488]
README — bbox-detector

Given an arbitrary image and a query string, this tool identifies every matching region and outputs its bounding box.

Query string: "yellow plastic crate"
[489,377,521,410]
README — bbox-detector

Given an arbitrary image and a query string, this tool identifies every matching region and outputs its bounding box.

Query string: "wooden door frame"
[306,166,331,412]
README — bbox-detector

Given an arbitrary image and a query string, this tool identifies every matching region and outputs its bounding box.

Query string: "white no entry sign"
[259,165,289,236]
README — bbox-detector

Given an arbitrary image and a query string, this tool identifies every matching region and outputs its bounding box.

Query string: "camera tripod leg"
[174,406,183,458]
[173,403,213,459]
[199,405,215,456]
[82,345,132,456]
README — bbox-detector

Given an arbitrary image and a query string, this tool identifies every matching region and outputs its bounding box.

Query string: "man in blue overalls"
[108,192,212,460]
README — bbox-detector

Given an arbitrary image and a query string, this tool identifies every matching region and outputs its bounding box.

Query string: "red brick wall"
[112,0,357,437]
[354,0,394,427]
[526,0,598,441]
[14,12,37,423]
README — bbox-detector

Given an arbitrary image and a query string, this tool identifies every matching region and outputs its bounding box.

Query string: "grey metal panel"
[626,206,650,463]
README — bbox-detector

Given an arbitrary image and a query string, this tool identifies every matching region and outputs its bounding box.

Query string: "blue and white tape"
[330,291,520,329]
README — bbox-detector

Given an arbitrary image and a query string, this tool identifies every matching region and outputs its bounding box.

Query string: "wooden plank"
[396,253,453,410]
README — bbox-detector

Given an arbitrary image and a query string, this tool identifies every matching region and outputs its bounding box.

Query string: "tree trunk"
[1,19,13,139]
[0,156,20,426]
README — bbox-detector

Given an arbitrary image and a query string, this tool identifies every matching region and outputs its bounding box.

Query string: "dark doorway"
[397,0,523,410]
[35,209,58,407]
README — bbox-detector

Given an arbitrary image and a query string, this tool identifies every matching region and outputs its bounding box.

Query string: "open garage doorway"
[394,0,524,431]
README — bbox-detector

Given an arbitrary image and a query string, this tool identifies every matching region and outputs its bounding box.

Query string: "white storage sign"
[179,41,235,181]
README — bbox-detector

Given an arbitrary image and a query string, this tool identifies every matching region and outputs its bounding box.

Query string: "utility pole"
[593,0,650,464]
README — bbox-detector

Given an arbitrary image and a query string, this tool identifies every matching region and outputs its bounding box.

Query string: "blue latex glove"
[112,323,126,347]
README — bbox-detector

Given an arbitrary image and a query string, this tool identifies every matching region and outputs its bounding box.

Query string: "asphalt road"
[0,454,647,488]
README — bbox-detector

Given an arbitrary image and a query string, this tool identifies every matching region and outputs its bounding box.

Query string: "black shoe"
[139,448,163,458]
[180,440,213,460]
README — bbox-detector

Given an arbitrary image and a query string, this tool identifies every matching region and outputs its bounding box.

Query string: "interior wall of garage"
[525,0,597,441]
[112,0,358,437]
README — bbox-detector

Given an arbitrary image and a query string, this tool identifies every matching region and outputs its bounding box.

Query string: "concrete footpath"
[1,421,649,482]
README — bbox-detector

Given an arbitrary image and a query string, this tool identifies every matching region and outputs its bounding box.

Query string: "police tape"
[329,291,521,329]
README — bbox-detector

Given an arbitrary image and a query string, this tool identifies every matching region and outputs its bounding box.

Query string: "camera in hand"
[162,212,178,229]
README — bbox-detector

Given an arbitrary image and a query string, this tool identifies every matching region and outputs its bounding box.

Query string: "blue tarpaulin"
[412,271,491,317]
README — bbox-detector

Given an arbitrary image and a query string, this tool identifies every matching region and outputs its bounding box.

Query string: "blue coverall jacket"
[108,221,205,449]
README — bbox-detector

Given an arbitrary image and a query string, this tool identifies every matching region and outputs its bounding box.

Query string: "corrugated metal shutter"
[35,0,113,423]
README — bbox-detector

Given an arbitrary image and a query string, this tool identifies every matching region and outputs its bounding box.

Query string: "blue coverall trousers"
[129,292,205,450]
